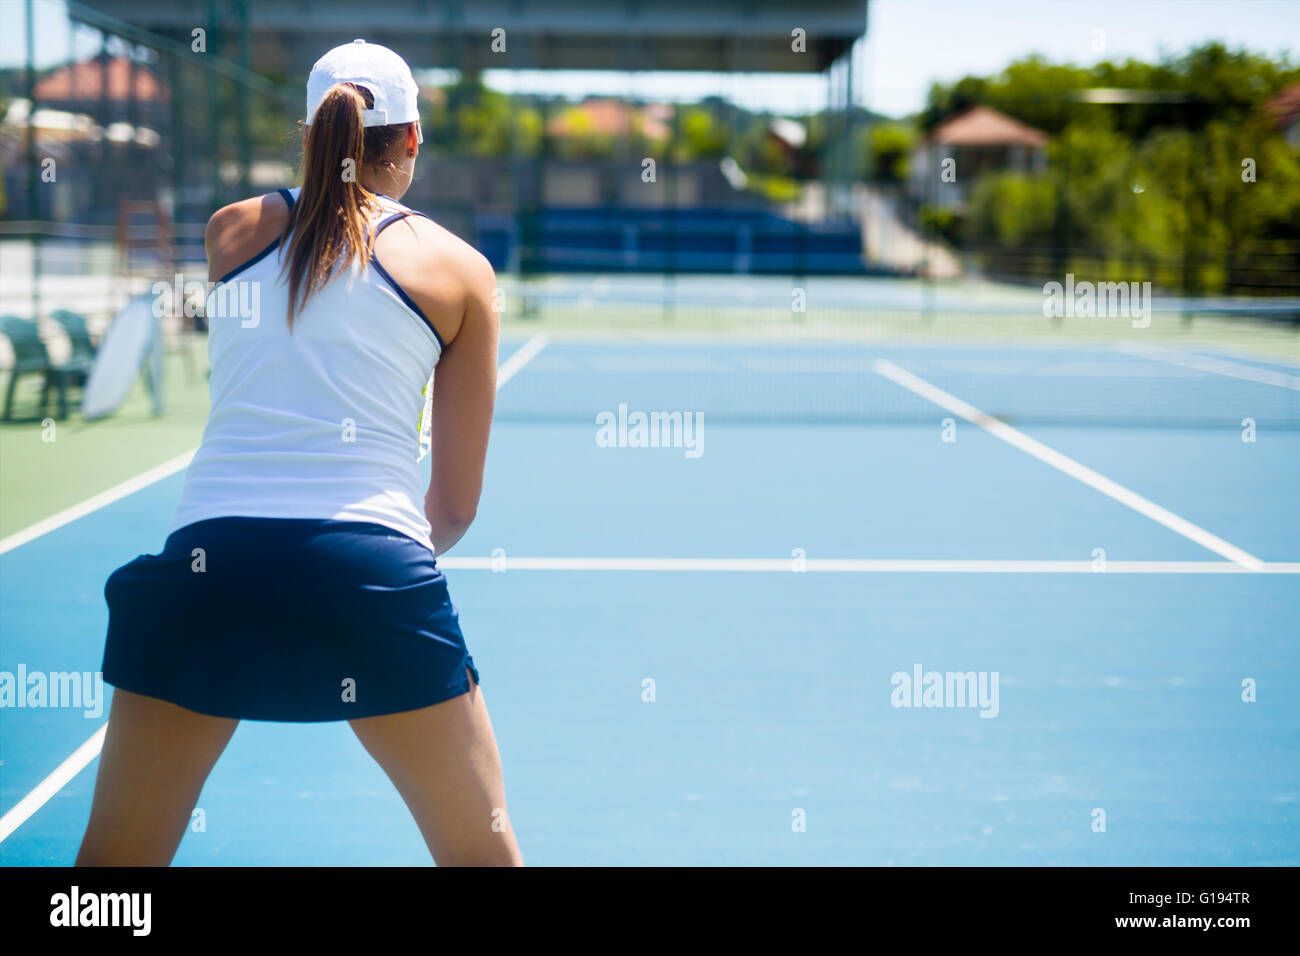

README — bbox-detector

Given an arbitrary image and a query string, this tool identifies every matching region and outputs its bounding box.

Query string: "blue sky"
[3,0,1298,118]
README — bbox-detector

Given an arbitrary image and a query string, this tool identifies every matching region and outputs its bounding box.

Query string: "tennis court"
[2,280,1297,865]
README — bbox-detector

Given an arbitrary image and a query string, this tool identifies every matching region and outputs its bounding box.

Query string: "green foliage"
[745,173,801,203]
[923,43,1300,138]
[941,43,1300,294]
[426,74,533,157]
[679,108,728,159]
[867,123,916,183]
[918,204,962,246]
[549,105,615,159]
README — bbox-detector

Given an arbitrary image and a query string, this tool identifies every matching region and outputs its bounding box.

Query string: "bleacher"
[481,206,868,275]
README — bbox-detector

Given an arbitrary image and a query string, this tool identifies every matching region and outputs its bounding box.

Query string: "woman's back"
[172,188,444,550]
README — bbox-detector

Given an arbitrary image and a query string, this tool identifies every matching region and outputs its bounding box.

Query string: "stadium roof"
[80,0,868,74]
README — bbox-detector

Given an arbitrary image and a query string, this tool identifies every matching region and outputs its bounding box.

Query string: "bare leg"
[349,671,522,866]
[76,689,239,866]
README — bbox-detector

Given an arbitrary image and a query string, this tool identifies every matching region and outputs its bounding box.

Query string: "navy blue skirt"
[102,517,479,721]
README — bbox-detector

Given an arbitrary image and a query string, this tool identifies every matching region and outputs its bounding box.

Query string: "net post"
[25,0,41,325]
[663,102,678,322]
[146,304,165,417]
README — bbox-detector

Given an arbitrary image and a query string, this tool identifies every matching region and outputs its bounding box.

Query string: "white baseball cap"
[305,39,422,143]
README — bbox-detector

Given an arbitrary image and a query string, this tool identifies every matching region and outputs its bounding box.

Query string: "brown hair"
[280,82,409,327]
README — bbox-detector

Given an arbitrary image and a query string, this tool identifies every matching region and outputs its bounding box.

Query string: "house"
[764,117,809,175]
[32,54,168,124]
[1266,83,1300,148]
[909,105,1047,210]
[545,98,672,142]
[0,55,168,220]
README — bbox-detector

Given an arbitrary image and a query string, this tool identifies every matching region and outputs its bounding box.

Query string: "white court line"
[0,725,107,844]
[0,450,197,556]
[1202,344,1300,372]
[873,359,1265,571]
[1115,343,1300,390]
[4,552,1292,846]
[0,335,550,558]
[438,556,1299,573]
[0,336,550,845]
[496,334,548,387]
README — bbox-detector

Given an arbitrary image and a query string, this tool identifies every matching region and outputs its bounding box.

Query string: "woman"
[77,40,522,866]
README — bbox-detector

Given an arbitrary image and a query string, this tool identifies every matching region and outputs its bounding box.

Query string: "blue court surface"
[2,335,1297,865]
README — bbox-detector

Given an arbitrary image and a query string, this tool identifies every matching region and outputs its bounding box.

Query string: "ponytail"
[280,82,405,327]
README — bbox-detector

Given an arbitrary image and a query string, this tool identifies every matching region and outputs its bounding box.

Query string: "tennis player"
[77,40,522,866]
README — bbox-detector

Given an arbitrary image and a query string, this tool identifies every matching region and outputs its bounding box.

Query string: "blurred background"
[1,1,1298,866]
[1,2,1297,463]
[2,2,1300,429]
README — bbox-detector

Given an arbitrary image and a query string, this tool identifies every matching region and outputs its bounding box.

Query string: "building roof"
[81,0,866,74]
[768,117,807,148]
[547,99,672,140]
[33,56,167,103]
[928,105,1047,148]
[1266,82,1300,127]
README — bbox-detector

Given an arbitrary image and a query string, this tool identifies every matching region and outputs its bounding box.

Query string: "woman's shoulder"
[207,190,293,237]
[371,210,496,346]
[377,208,496,295]
[378,211,493,282]
[205,192,293,281]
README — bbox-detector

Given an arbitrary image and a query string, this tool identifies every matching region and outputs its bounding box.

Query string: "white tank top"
[170,188,443,552]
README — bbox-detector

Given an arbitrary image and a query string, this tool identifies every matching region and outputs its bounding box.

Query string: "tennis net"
[492,273,1300,429]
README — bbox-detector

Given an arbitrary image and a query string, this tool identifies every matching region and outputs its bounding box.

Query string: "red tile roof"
[33,56,167,103]
[929,105,1047,148]
[547,99,672,140]
[1266,82,1300,127]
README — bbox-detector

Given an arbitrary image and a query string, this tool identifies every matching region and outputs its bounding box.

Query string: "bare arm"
[424,252,499,554]
[205,193,290,283]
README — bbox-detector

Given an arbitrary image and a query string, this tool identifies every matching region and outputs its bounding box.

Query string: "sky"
[2,0,1298,118]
